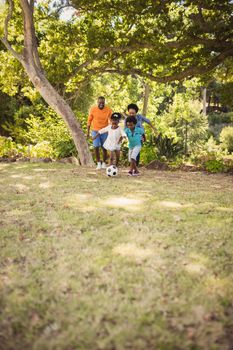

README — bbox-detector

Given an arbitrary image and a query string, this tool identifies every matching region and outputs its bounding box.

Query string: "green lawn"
[0,163,233,350]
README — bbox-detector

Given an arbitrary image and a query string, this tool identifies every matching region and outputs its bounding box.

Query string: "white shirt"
[99,125,126,151]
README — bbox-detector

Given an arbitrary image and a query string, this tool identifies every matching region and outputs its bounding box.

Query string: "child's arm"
[118,128,127,144]
[118,135,126,144]
[92,126,109,140]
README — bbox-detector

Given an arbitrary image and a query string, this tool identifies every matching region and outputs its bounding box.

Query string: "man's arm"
[87,109,94,138]
[87,125,91,138]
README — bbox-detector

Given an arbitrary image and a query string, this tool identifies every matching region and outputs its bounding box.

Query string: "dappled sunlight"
[103,197,144,211]
[10,174,24,179]
[63,193,96,212]
[216,206,233,212]
[157,201,193,209]
[113,243,153,262]
[204,276,233,297]
[185,262,207,274]
[39,182,53,189]
[6,209,31,217]
[87,171,99,176]
[0,164,11,169]
[11,183,30,192]
[83,178,98,183]
[23,175,34,180]
[185,253,209,275]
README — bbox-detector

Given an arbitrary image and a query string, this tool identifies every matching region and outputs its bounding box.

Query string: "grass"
[0,162,233,350]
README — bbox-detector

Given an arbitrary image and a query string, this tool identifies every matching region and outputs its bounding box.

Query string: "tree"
[0,0,94,165]
[66,0,233,83]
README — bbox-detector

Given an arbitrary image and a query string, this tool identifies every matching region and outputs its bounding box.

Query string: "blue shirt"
[124,127,144,149]
[124,114,151,132]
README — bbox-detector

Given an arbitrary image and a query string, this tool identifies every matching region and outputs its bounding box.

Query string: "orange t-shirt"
[87,106,112,131]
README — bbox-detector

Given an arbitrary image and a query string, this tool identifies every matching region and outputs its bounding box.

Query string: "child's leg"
[116,150,120,166]
[110,151,115,165]
[128,149,133,174]
[131,146,141,174]
[131,159,137,172]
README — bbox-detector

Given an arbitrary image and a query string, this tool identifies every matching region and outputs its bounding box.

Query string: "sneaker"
[133,170,140,176]
[128,171,133,176]
[101,162,107,169]
[96,162,102,170]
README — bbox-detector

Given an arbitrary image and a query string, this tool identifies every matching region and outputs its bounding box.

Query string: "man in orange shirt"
[87,96,112,169]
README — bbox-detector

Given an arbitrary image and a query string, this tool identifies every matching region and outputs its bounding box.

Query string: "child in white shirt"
[93,113,126,166]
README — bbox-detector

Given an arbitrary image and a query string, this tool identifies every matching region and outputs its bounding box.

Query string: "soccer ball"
[106,165,118,177]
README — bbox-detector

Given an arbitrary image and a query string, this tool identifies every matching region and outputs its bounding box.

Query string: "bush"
[0,136,27,158]
[21,109,77,158]
[204,159,225,173]
[0,136,14,157]
[208,112,233,125]
[191,137,225,164]
[220,126,233,153]
[28,142,54,158]
[140,144,158,165]
[190,137,233,172]
[0,136,54,159]
[158,96,208,155]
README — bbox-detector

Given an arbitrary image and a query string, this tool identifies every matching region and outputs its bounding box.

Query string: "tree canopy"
[61,0,233,83]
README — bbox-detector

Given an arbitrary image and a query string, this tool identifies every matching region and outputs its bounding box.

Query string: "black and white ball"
[106,165,118,177]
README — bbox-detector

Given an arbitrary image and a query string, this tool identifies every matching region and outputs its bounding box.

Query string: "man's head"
[97,96,105,110]
[126,116,137,130]
[127,103,139,117]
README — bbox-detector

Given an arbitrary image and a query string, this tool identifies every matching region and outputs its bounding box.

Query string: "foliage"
[208,112,233,125]
[157,94,209,155]
[204,159,225,173]
[0,0,233,166]
[220,126,233,153]
[191,136,224,163]
[22,109,77,158]
[0,135,54,159]
[190,136,233,172]
[0,136,19,157]
[140,143,158,165]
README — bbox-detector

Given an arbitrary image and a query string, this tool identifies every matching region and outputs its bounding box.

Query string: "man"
[87,96,112,169]
[125,103,158,165]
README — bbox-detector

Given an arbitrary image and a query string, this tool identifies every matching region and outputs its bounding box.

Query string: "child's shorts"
[128,146,141,161]
[92,131,108,148]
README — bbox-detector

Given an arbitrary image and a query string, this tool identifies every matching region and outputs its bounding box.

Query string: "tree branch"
[0,0,24,62]
[20,0,43,71]
[97,48,233,83]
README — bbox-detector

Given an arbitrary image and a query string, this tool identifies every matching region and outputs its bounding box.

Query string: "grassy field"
[0,162,233,350]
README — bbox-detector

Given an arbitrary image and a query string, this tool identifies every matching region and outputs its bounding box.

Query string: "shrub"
[204,159,225,173]
[0,136,28,157]
[140,144,158,165]
[22,109,77,158]
[208,112,233,125]
[28,142,54,158]
[220,126,233,153]
[0,136,14,157]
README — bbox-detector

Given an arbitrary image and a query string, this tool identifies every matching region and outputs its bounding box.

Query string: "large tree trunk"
[2,0,94,166]
[24,64,94,166]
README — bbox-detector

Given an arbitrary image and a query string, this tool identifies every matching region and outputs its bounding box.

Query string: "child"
[92,112,126,166]
[124,116,144,176]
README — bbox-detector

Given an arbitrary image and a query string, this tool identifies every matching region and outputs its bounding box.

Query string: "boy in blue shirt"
[125,116,144,176]
[124,103,158,165]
